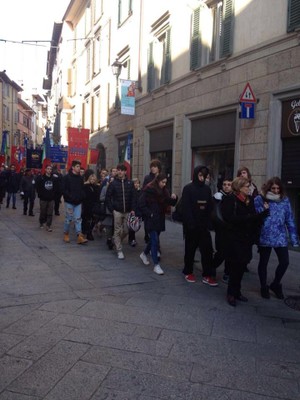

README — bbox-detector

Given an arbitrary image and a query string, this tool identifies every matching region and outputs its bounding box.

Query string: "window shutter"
[220,0,234,58]
[190,7,201,70]
[287,0,300,32]
[161,28,172,84]
[147,42,155,92]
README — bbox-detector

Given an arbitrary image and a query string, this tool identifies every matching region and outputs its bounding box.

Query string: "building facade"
[46,0,300,226]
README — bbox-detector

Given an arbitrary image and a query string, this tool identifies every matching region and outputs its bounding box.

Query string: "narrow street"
[0,200,299,399]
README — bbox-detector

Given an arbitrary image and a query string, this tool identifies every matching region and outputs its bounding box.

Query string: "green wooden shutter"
[190,7,201,70]
[220,0,234,58]
[287,0,300,32]
[147,42,155,92]
[161,28,171,84]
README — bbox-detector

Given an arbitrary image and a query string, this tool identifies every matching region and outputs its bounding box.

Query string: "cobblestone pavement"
[0,200,299,399]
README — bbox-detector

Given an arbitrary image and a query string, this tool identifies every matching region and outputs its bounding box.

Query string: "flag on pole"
[124,133,132,179]
[1,131,8,155]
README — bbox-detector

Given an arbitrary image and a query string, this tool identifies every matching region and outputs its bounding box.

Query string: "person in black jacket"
[221,177,269,307]
[142,159,162,244]
[6,164,20,209]
[182,165,217,286]
[106,164,135,259]
[82,172,100,241]
[52,164,63,216]
[62,160,88,244]
[35,164,58,231]
[20,168,36,216]
[138,173,177,275]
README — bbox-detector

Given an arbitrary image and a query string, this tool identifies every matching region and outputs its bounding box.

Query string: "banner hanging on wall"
[120,80,136,116]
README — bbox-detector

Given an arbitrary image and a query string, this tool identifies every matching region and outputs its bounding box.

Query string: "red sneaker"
[202,276,218,287]
[185,274,196,283]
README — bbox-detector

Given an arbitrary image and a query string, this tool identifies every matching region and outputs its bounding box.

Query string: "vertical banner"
[11,146,26,172]
[26,148,43,169]
[67,127,90,169]
[119,133,133,179]
[88,148,99,165]
[120,80,136,116]
[1,131,8,156]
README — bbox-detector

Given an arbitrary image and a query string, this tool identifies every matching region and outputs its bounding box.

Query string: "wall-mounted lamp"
[111,58,123,109]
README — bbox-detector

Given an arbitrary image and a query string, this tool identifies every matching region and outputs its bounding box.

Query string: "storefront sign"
[281,98,300,137]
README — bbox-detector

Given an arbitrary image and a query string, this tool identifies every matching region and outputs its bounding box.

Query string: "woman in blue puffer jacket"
[254,177,299,300]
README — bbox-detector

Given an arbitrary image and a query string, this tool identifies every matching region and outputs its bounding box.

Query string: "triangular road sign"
[240,82,256,103]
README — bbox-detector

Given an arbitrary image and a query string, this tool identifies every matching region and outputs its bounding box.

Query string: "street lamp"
[111,59,123,109]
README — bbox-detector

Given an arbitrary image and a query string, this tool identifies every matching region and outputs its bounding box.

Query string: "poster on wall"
[67,127,90,169]
[120,80,136,116]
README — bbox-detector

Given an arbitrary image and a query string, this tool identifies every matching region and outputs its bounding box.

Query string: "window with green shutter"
[190,7,201,70]
[160,29,172,85]
[190,0,234,71]
[287,0,300,32]
[147,42,155,92]
[220,0,234,58]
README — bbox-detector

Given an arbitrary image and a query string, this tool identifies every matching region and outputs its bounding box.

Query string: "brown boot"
[77,233,88,244]
[63,233,70,243]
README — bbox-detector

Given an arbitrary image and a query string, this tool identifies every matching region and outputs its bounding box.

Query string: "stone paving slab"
[0,205,299,399]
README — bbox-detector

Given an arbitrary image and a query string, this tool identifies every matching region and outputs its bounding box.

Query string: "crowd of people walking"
[0,160,298,306]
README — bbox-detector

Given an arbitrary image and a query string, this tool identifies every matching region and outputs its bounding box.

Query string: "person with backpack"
[212,178,232,283]
[181,165,217,286]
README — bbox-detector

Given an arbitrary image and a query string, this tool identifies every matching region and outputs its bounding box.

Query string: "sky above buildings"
[0,0,70,94]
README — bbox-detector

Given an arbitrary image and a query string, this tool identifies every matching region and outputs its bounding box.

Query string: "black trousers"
[183,228,214,276]
[227,261,246,297]
[257,246,289,288]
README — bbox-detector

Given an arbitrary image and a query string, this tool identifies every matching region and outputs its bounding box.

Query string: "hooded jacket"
[181,165,213,230]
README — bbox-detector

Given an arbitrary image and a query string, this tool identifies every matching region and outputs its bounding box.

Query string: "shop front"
[191,111,236,194]
[281,97,300,234]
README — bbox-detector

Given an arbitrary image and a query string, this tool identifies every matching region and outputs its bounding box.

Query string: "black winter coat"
[20,175,36,199]
[106,177,134,213]
[182,169,213,231]
[221,193,267,264]
[62,171,85,205]
[6,171,20,193]
[138,185,177,233]
[82,183,100,217]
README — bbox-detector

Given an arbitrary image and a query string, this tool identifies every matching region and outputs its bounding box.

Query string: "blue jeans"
[64,202,82,234]
[144,231,160,265]
[6,192,17,207]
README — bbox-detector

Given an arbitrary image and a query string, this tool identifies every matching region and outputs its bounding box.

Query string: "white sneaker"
[117,251,125,260]
[140,252,150,265]
[154,264,164,275]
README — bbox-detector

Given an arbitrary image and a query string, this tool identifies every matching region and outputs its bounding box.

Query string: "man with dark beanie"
[62,160,88,244]
[181,165,218,286]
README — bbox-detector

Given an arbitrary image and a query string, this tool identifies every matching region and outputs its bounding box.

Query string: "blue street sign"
[240,102,255,119]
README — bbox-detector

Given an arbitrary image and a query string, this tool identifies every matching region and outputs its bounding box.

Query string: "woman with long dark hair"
[138,173,177,275]
[221,177,269,306]
[254,177,299,299]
